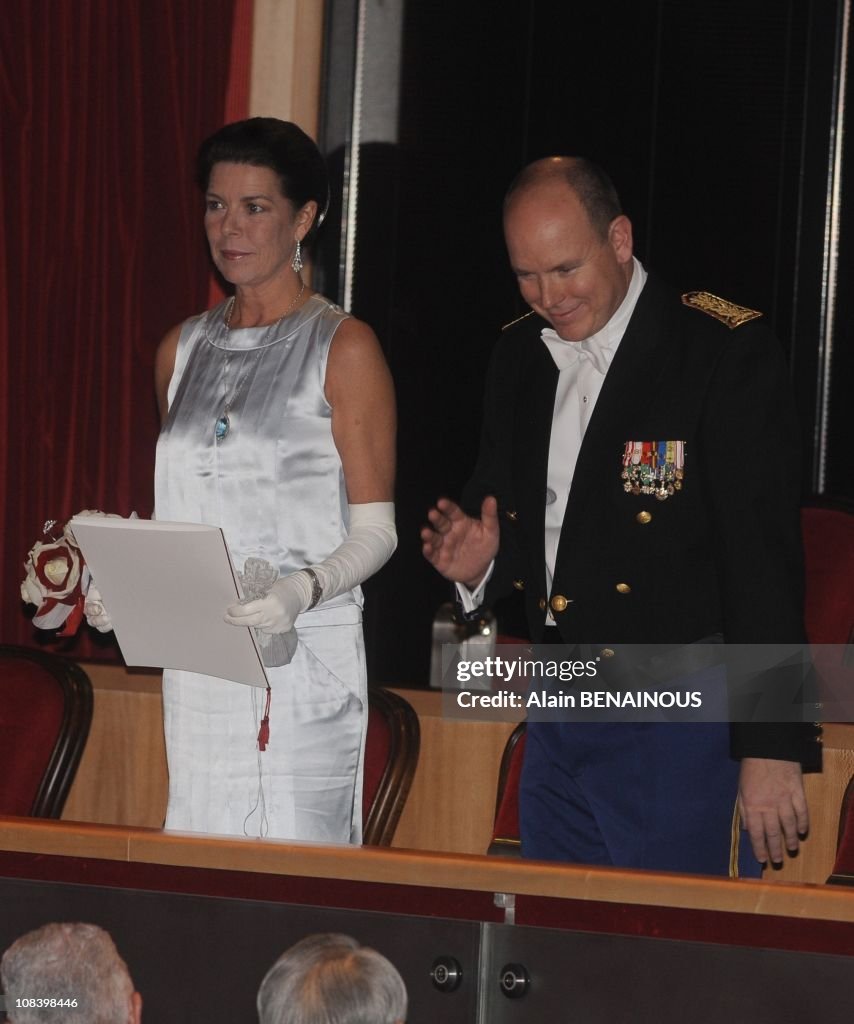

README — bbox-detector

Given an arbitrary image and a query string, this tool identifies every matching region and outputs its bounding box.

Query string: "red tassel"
[257,685,272,750]
[257,718,270,750]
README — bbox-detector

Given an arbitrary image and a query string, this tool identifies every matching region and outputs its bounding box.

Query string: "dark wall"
[319,1,852,685]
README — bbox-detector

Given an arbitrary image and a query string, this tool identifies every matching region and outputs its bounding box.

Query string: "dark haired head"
[504,156,622,239]
[196,118,330,240]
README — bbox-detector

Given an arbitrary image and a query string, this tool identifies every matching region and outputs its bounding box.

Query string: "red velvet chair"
[800,500,854,882]
[362,686,420,846]
[801,501,854,647]
[803,500,854,774]
[488,722,526,856]
[830,777,854,884]
[0,644,93,818]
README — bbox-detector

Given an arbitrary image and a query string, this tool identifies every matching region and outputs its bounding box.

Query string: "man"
[1,922,142,1024]
[422,157,820,876]
[257,933,407,1024]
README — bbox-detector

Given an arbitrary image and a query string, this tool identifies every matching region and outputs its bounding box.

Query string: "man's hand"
[420,496,500,589]
[738,757,808,865]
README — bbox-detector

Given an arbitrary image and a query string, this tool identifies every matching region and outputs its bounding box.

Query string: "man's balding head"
[505,156,623,240]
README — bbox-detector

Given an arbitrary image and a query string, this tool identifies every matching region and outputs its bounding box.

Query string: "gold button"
[505,509,519,522]
[599,648,616,659]
[636,511,652,525]
[615,583,632,595]
[538,597,547,611]
[512,578,525,591]
[550,594,570,613]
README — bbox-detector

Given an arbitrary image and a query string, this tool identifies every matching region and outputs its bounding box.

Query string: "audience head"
[257,933,407,1024]
[0,922,141,1024]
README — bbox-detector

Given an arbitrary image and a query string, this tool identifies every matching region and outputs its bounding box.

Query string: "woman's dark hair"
[196,118,330,238]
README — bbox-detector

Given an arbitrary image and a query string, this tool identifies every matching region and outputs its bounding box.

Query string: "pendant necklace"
[215,348,260,442]
[214,282,305,443]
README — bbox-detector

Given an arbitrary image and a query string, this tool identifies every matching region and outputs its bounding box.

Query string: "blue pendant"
[215,414,230,441]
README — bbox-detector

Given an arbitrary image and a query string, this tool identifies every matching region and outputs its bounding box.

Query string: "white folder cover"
[70,517,269,687]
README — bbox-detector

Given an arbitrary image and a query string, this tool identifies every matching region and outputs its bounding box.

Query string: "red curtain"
[1,0,252,655]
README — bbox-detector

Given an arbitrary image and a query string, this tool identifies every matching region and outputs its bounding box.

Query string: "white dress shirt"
[541,257,647,607]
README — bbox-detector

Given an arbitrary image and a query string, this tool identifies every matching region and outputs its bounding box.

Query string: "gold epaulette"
[501,310,536,331]
[681,291,763,329]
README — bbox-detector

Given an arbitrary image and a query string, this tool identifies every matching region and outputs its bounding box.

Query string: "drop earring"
[291,239,303,274]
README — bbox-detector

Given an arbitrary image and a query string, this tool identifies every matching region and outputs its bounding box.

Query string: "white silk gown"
[154,296,366,842]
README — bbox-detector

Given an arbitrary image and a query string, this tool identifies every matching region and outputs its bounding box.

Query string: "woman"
[148,118,395,842]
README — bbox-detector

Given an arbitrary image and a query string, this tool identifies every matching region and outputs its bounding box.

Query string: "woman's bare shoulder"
[156,321,183,360]
[328,314,385,363]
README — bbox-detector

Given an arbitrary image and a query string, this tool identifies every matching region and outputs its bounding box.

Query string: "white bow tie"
[541,328,612,375]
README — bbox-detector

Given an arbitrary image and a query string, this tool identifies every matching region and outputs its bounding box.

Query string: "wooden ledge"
[3,816,854,923]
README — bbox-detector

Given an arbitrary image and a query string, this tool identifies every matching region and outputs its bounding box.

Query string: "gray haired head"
[257,933,407,1024]
[1,922,139,1024]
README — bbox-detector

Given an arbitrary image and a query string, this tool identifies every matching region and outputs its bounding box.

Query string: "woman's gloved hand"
[225,573,312,668]
[224,571,313,634]
[84,584,113,633]
[222,502,396,666]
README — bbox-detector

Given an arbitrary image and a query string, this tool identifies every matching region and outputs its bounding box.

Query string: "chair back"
[801,501,854,645]
[488,722,526,856]
[800,501,854,883]
[0,644,93,817]
[829,772,854,882]
[362,687,420,846]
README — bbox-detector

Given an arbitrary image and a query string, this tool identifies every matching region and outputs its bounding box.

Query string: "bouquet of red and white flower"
[20,510,121,636]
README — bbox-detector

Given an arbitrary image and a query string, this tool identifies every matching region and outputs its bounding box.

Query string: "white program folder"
[70,517,269,687]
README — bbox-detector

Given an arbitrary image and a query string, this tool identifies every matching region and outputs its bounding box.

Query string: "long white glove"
[84,584,113,633]
[223,502,397,634]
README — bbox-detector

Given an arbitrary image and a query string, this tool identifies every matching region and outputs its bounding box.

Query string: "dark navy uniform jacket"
[462,272,820,767]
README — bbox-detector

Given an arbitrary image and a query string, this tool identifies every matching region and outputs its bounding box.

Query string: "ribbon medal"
[621,440,685,500]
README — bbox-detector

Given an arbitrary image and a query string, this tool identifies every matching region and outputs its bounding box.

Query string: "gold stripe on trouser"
[729,799,741,877]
